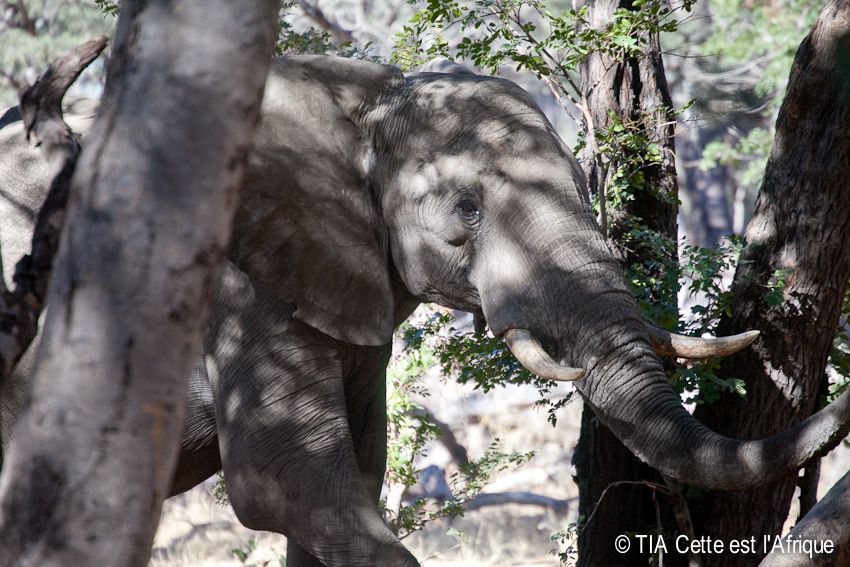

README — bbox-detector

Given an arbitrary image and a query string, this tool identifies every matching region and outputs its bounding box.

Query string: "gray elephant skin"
[1,55,849,567]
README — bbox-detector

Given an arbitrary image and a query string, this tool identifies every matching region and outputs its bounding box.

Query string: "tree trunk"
[678,118,734,248]
[572,1,681,565]
[574,408,679,566]
[692,1,850,565]
[0,1,278,565]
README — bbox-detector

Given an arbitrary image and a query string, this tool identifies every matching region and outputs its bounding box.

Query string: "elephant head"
[229,55,850,491]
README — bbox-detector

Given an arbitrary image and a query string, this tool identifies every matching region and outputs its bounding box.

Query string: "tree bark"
[759,469,850,567]
[678,119,734,248]
[692,1,850,565]
[0,1,278,565]
[574,408,679,566]
[572,1,681,565]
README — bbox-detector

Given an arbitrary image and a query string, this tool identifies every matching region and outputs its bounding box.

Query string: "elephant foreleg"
[206,267,416,567]
[286,345,393,567]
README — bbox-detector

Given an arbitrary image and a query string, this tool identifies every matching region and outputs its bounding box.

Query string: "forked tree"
[576,0,850,565]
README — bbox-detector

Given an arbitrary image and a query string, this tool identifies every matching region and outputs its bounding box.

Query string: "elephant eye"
[456,200,481,224]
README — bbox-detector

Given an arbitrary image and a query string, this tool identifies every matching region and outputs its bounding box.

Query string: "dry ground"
[150,375,850,567]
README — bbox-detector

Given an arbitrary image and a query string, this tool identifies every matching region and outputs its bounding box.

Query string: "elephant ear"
[229,56,405,346]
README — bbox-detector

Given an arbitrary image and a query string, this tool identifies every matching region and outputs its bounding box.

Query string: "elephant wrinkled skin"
[2,55,850,567]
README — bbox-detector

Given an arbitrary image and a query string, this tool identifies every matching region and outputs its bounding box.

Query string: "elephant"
[2,55,850,567]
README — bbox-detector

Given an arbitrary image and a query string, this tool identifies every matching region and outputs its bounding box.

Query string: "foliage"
[827,285,850,403]
[276,3,381,60]
[230,537,287,566]
[699,126,773,197]
[673,236,749,403]
[689,0,823,201]
[625,229,749,405]
[386,325,443,487]
[398,310,575,424]
[393,0,694,87]
[621,223,680,328]
[762,268,793,308]
[385,315,538,537]
[679,235,746,334]
[93,0,119,17]
[231,538,258,564]
[699,0,820,100]
[390,438,535,538]
[550,515,584,566]
[212,470,229,507]
[588,108,681,209]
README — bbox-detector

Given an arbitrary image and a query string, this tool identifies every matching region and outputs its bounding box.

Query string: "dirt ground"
[150,374,850,567]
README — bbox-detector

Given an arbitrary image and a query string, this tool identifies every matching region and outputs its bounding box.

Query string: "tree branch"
[1,1,37,36]
[296,0,355,45]
[464,491,573,513]
[0,35,107,384]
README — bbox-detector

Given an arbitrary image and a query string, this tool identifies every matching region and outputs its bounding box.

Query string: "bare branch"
[1,1,37,36]
[296,0,355,45]
[0,35,107,383]
[464,491,573,513]
[19,35,107,167]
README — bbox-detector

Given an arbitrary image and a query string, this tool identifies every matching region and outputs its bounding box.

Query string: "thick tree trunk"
[578,1,678,244]
[0,1,278,565]
[572,1,681,565]
[692,1,850,565]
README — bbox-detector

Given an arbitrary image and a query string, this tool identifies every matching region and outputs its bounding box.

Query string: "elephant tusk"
[503,328,585,382]
[646,325,760,359]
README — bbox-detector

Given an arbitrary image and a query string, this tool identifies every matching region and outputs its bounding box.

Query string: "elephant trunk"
[577,329,850,489]
[485,210,850,490]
